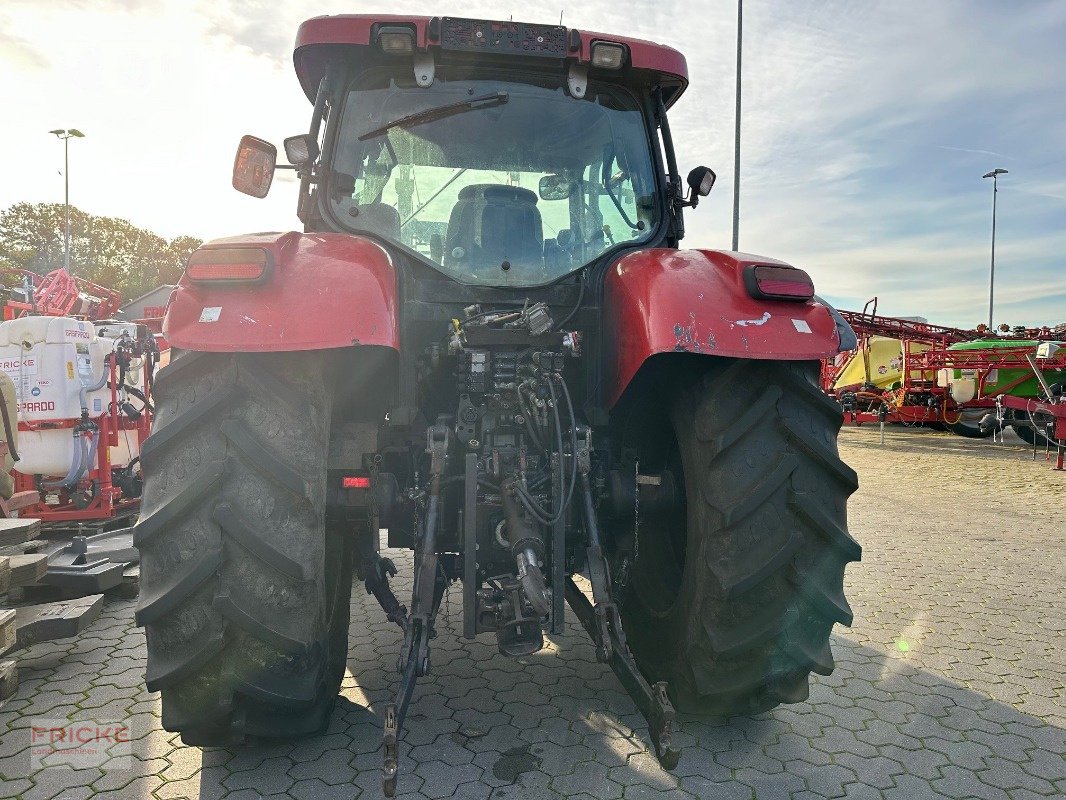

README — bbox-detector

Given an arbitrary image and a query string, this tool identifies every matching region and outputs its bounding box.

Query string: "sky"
[1,0,1063,327]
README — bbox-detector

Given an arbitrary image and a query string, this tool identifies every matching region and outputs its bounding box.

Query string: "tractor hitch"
[567,470,682,770]
[564,578,681,770]
[380,424,452,797]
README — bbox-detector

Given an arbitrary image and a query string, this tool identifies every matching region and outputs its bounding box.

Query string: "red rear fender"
[164,232,398,352]
[604,249,840,407]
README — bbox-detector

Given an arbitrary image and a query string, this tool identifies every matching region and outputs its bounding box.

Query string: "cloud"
[664,1,1066,328]
[0,20,49,69]
[936,145,1008,159]
[199,0,298,63]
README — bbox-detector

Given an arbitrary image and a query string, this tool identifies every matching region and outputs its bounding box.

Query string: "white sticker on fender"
[199,306,222,323]
[792,319,812,333]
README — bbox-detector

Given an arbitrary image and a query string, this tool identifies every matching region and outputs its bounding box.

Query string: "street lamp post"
[982,168,1007,330]
[48,128,85,271]
[732,0,743,251]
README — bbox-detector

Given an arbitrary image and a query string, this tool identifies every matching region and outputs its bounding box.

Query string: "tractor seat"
[444,185,543,272]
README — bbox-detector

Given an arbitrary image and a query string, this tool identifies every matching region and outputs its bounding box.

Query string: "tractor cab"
[233,15,712,287]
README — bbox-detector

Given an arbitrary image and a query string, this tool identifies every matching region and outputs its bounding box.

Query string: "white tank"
[0,317,116,477]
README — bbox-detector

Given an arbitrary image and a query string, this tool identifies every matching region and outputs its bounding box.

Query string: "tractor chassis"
[375,426,681,795]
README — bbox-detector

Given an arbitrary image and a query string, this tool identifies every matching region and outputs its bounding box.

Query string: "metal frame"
[13,354,153,523]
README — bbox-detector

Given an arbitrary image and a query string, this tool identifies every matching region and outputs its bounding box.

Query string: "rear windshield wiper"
[359,91,509,141]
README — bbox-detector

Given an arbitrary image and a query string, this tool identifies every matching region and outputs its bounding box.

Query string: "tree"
[0,203,202,301]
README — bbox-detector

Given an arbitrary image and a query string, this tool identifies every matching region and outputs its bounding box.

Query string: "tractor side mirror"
[539,174,573,201]
[232,135,277,198]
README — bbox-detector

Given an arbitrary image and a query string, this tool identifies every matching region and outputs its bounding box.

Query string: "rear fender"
[164,232,398,352]
[604,249,844,407]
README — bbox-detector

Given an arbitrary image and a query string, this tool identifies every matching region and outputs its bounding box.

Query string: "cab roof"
[294,14,689,107]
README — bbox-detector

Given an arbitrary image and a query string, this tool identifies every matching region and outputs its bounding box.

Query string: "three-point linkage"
[374,416,682,796]
[381,424,451,797]
[565,441,681,769]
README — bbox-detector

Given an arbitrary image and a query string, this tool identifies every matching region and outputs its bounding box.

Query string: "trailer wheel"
[616,358,861,716]
[946,408,996,438]
[134,351,352,745]
[1011,410,1055,448]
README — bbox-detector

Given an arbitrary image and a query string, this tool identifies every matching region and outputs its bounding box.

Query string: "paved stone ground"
[1,424,1064,799]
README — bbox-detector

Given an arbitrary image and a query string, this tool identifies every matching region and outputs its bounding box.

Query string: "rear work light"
[186,247,271,284]
[590,41,627,69]
[744,264,815,301]
[377,26,415,54]
[342,476,371,489]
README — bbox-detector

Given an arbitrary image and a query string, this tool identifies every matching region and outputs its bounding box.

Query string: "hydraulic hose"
[555,373,580,513]
[514,374,580,526]
[518,385,547,453]
[514,378,567,525]
[124,385,154,413]
[44,355,110,490]
[555,273,586,331]
[86,427,101,472]
[42,430,87,488]
[43,426,98,489]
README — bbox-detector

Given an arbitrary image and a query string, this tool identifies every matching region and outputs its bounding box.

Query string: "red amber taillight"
[186,247,270,283]
[744,264,815,301]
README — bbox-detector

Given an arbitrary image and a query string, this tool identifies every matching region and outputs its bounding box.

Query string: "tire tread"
[135,351,350,744]
[621,358,861,716]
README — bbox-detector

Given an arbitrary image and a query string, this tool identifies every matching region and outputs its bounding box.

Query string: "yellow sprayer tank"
[832,336,932,391]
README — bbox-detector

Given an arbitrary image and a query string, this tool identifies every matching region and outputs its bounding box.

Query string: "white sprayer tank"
[0,317,124,477]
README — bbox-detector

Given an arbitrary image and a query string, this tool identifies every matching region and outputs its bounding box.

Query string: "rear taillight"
[186,247,271,284]
[342,476,371,489]
[744,264,815,301]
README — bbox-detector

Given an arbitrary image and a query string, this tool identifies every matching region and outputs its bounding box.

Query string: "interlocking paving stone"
[0,425,1063,799]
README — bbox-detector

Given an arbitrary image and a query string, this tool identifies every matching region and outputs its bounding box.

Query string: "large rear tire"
[134,351,352,745]
[616,358,861,715]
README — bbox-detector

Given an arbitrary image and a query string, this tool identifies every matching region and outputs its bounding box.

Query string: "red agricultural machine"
[825,299,1066,465]
[824,299,982,433]
[4,267,122,322]
[1,267,158,524]
[135,15,862,794]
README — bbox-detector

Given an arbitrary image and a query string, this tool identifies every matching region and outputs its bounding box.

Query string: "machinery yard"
[2,5,1064,800]
[1,423,1062,800]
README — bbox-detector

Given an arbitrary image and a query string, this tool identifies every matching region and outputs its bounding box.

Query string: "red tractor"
[135,15,861,794]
